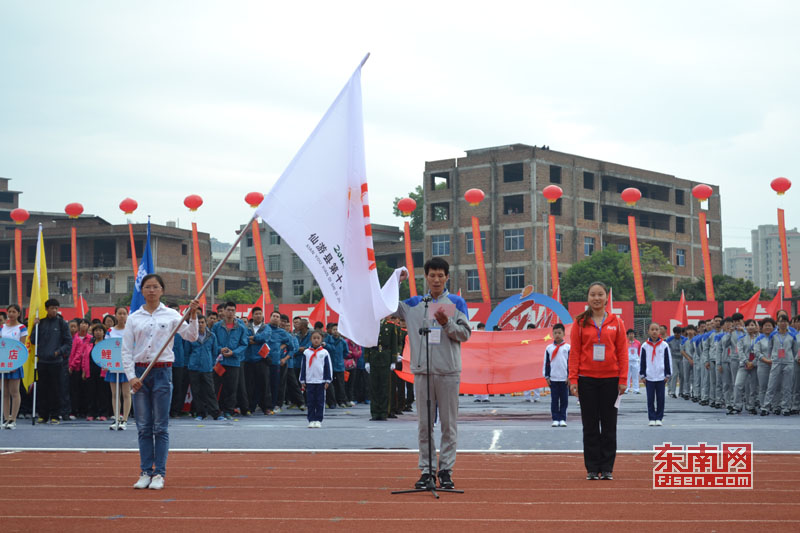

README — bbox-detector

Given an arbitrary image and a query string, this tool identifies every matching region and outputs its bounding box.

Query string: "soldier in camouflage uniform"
[366,318,398,421]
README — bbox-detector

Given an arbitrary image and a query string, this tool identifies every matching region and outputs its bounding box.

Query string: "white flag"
[256,56,401,347]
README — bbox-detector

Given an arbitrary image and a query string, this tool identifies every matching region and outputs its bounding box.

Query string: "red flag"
[764,290,782,318]
[258,343,270,359]
[77,295,89,318]
[674,290,687,327]
[214,361,226,376]
[738,290,761,320]
[308,297,326,326]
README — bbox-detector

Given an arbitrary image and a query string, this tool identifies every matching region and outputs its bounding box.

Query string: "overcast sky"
[1,1,798,251]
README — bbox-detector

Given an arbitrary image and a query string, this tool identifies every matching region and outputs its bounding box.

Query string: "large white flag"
[255,56,401,347]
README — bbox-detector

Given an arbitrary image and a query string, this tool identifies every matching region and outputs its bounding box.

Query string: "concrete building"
[723,247,754,282]
[423,144,723,302]
[751,224,800,291]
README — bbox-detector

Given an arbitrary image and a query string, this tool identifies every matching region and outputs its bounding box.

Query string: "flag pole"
[137,212,256,384]
[32,323,38,425]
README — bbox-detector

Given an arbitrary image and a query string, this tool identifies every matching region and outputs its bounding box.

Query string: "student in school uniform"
[186,315,222,421]
[665,326,684,399]
[299,330,332,428]
[1,304,27,429]
[625,329,641,394]
[639,323,671,426]
[543,323,570,427]
[755,318,775,410]
[761,314,797,416]
[681,324,697,401]
[690,321,706,402]
[732,319,760,415]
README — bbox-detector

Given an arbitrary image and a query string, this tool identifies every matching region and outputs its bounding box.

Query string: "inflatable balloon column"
[542,185,562,299]
[64,202,84,311]
[184,194,207,311]
[10,208,29,307]
[245,192,271,308]
[119,197,139,278]
[621,187,646,304]
[464,188,491,303]
[692,184,715,301]
[397,197,418,297]
[771,177,792,299]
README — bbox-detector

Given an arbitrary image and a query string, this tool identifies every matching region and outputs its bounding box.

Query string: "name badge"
[593,344,605,362]
[429,328,442,345]
[778,348,786,359]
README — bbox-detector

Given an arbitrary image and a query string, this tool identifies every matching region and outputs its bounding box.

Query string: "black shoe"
[438,470,455,489]
[415,473,433,489]
[699,400,709,406]
[388,413,398,419]
[774,409,782,415]
[691,397,699,403]
[783,410,792,416]
[600,471,613,480]
[586,472,600,480]
[370,417,386,421]
[760,409,768,416]
[747,409,757,415]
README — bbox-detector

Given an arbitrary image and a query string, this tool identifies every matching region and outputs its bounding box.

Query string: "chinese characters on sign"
[307,233,344,300]
[0,339,28,372]
[90,339,123,371]
[653,442,753,489]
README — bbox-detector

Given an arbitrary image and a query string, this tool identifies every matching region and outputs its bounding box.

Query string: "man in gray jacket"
[397,258,471,490]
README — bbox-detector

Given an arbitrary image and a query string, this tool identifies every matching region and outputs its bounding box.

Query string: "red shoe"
[98,416,108,422]
[86,416,95,421]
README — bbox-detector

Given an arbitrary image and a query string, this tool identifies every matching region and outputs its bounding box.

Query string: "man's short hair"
[45,298,60,308]
[553,323,565,333]
[224,301,237,310]
[252,306,262,314]
[424,257,449,276]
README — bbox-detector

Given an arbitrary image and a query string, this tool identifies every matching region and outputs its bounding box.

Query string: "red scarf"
[551,340,564,362]
[646,339,662,362]
[308,346,323,366]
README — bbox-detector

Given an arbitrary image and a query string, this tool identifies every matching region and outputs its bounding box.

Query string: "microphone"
[422,296,432,303]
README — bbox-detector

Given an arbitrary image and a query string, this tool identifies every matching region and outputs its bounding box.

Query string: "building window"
[503,163,524,182]
[292,253,304,272]
[504,228,525,251]
[181,243,188,255]
[503,195,524,215]
[675,216,686,234]
[550,198,562,216]
[431,202,450,221]
[549,165,562,184]
[583,201,595,221]
[246,234,253,247]
[676,249,686,267]
[601,206,609,223]
[181,279,188,291]
[504,267,525,290]
[59,243,71,262]
[26,245,36,264]
[126,240,143,259]
[127,276,135,293]
[584,237,595,256]
[431,235,450,256]
[555,233,562,253]
[293,279,304,296]
[466,269,481,292]
[246,257,257,271]
[617,244,630,253]
[583,171,594,189]
[431,172,450,190]
[465,231,486,254]
[270,232,281,245]
[675,189,685,205]
[268,255,281,271]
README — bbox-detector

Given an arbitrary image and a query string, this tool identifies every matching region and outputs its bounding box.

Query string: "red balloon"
[542,185,563,203]
[464,188,485,206]
[621,187,642,206]
[692,184,713,202]
[184,194,203,211]
[397,197,417,216]
[245,191,264,208]
[65,202,84,219]
[771,177,791,196]
[10,208,29,225]
[119,197,138,215]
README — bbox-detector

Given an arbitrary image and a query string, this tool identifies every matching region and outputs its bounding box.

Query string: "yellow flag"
[23,225,49,391]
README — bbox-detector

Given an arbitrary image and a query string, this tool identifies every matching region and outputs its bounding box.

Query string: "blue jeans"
[549,381,569,421]
[134,366,172,477]
[646,379,666,421]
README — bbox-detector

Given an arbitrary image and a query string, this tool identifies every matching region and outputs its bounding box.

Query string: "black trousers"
[215,365,240,414]
[59,359,71,417]
[69,371,87,416]
[171,366,189,416]
[37,363,62,420]
[189,370,219,418]
[578,376,620,474]
[332,371,349,405]
[86,361,110,418]
[281,366,305,407]
[244,359,271,413]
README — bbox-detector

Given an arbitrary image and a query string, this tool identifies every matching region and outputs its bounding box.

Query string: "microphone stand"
[393,296,463,498]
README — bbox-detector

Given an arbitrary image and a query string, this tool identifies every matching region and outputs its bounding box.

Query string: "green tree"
[639,243,674,289]
[393,185,423,241]
[377,260,413,300]
[667,275,768,303]
[561,247,645,304]
[219,282,273,305]
[300,287,323,304]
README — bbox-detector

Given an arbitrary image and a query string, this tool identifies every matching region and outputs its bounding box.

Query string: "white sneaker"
[273,407,281,414]
[314,421,322,428]
[552,421,559,427]
[648,420,656,426]
[308,421,315,428]
[148,474,165,490]
[133,474,151,489]
[118,420,127,431]
[559,420,567,427]
[655,420,663,426]
[109,419,119,431]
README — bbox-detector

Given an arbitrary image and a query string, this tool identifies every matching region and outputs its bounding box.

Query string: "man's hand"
[545,378,551,387]
[399,269,409,283]
[434,309,448,327]
[324,383,329,390]
[221,347,233,358]
[618,383,627,395]
[187,299,200,319]
[249,336,255,345]
[130,377,143,393]
[705,362,710,370]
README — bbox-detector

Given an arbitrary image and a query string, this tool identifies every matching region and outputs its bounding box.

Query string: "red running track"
[1,452,799,532]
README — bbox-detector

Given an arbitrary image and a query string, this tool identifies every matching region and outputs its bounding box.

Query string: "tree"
[638,243,674,289]
[218,282,273,305]
[393,185,423,241]
[300,287,323,304]
[560,247,646,304]
[667,275,767,303]
[377,260,412,300]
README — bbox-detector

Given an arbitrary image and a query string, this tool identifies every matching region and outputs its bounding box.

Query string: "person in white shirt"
[299,330,332,428]
[543,323,570,426]
[123,274,199,491]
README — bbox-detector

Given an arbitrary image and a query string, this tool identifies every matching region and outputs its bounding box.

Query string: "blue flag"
[130,219,154,313]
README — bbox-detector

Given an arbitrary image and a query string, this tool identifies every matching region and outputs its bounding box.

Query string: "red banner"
[128,223,138,278]
[568,301,634,331]
[778,208,792,298]
[698,211,715,301]
[652,300,717,331]
[14,228,22,308]
[628,215,646,304]
[251,220,271,305]
[548,215,558,293]
[403,221,417,297]
[71,226,78,309]
[190,222,207,311]
[472,216,491,303]
[723,299,790,319]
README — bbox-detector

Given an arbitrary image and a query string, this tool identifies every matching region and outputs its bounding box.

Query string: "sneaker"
[216,415,226,421]
[635,391,641,395]
[36,417,45,423]
[48,418,60,425]
[69,415,77,421]
[148,474,165,490]
[481,399,490,403]
[6,420,16,430]
[314,421,322,428]
[655,420,663,426]
[649,420,656,426]
[347,401,355,407]
[118,420,127,430]
[133,474,151,489]
[86,416,94,422]
[273,407,281,414]
[109,419,119,431]
[438,470,455,489]
[600,471,614,480]
[586,472,600,480]
[783,410,792,416]
[551,421,560,427]
[265,410,275,415]
[473,398,482,403]
[415,473,433,489]
[308,421,315,428]
[760,409,769,416]
[338,403,347,408]
[298,405,307,411]
[195,416,204,421]
[559,420,567,427]
[98,416,108,422]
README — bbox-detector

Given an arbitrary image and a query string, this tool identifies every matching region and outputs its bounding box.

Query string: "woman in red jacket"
[569,282,628,480]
